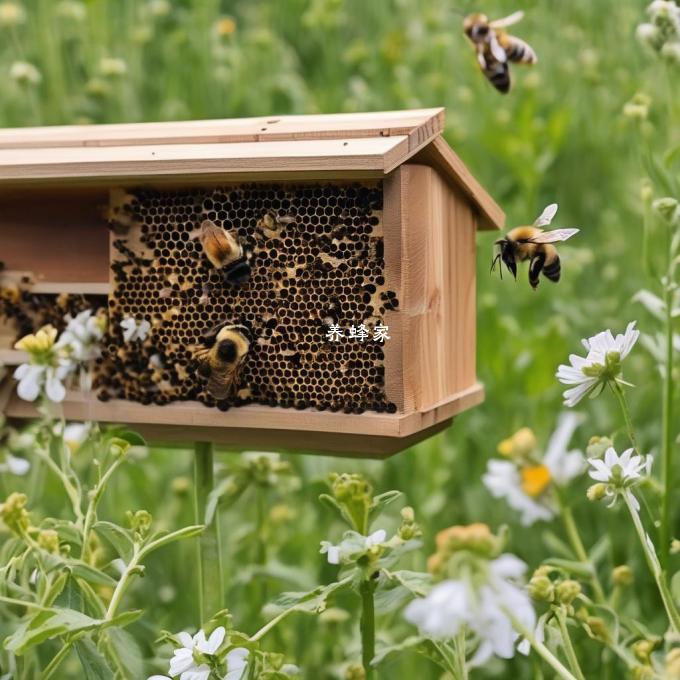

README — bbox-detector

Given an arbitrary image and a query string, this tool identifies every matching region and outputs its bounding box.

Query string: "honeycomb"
[98,182,399,413]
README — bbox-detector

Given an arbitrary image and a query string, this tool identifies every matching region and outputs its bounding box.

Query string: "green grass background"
[1,0,678,677]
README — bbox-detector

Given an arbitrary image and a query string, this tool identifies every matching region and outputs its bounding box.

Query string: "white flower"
[224,648,249,680]
[637,22,662,48]
[320,529,387,565]
[57,309,105,362]
[99,57,128,77]
[588,446,652,484]
[121,317,151,342]
[63,422,91,453]
[13,362,72,403]
[556,321,639,407]
[483,413,584,526]
[168,626,226,679]
[588,446,652,511]
[0,453,30,476]
[404,553,535,663]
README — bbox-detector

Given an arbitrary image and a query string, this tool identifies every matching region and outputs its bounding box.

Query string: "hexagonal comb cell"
[98,182,399,413]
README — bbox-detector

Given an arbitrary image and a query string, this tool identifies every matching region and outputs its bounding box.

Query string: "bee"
[463,11,537,93]
[193,324,250,400]
[491,203,579,289]
[256,210,295,239]
[199,219,251,286]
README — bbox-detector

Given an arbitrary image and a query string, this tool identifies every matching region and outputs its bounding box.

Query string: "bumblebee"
[491,204,579,289]
[463,11,537,93]
[199,219,251,286]
[193,324,251,400]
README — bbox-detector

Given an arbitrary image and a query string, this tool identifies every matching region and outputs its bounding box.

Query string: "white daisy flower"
[482,413,584,526]
[121,317,151,342]
[404,553,535,663]
[588,446,652,511]
[168,626,226,679]
[320,529,387,565]
[556,321,639,407]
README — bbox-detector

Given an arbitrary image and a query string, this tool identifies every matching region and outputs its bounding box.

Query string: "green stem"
[508,613,578,680]
[41,641,74,680]
[359,579,376,679]
[622,492,680,633]
[193,442,223,624]
[610,383,638,452]
[104,545,140,621]
[660,275,675,569]
[554,608,586,680]
[81,457,125,561]
[558,497,606,603]
[33,448,82,524]
[0,595,50,611]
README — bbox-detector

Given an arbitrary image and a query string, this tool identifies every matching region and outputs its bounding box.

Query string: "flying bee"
[193,324,250,400]
[491,203,579,289]
[199,219,251,286]
[463,11,537,93]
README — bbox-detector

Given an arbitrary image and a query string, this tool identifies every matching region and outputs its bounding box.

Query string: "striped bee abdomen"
[504,37,537,64]
[542,256,561,282]
[485,61,511,93]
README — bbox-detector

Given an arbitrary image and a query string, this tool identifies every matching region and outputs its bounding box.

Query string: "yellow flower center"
[521,465,552,497]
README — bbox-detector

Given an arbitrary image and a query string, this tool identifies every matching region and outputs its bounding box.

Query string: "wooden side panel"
[0,187,109,283]
[400,164,478,412]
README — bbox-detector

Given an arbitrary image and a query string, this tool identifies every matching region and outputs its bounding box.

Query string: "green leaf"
[374,570,431,613]
[105,427,147,446]
[368,490,402,524]
[267,578,352,617]
[42,519,83,547]
[205,474,248,525]
[4,607,141,655]
[74,638,113,680]
[141,524,204,558]
[372,636,446,669]
[93,521,134,562]
[41,552,117,588]
[542,557,594,579]
[104,627,145,679]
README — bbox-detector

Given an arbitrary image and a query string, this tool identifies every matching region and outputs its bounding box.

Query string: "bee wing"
[527,228,580,244]
[489,11,525,29]
[534,203,559,227]
[489,33,508,63]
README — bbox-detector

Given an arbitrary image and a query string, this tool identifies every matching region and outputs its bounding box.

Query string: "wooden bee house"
[0,109,503,457]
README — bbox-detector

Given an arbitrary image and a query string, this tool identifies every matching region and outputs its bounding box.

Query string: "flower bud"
[586,436,613,459]
[269,503,296,524]
[587,483,608,502]
[497,427,536,459]
[0,2,26,27]
[345,663,366,680]
[126,509,152,535]
[434,523,501,558]
[665,648,680,678]
[640,179,654,205]
[556,579,582,604]
[37,529,60,553]
[671,539,680,554]
[0,492,31,536]
[171,476,191,496]
[400,506,415,523]
[528,574,554,602]
[633,639,655,663]
[623,93,652,120]
[586,616,610,643]
[612,564,633,586]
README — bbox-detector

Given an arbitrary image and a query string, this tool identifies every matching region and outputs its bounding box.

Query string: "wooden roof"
[0,109,503,230]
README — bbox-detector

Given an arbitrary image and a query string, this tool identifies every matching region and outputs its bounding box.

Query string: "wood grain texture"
[3,383,483,457]
[413,137,504,231]
[0,108,445,150]
[0,137,410,182]
[397,164,479,412]
[0,188,109,282]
